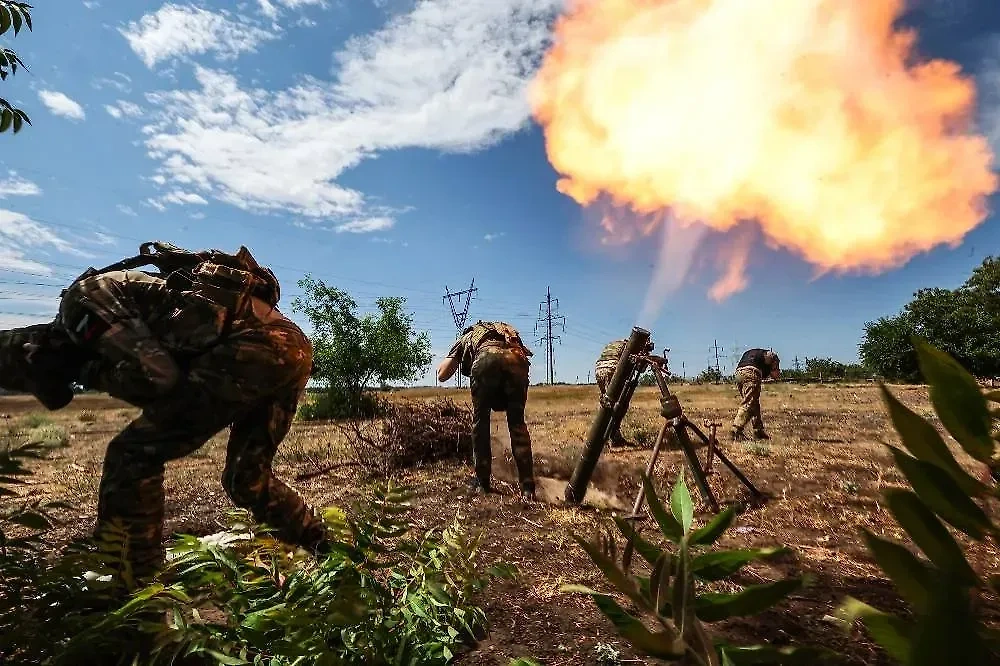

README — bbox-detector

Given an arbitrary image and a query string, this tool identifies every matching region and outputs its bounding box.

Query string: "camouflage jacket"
[447,321,532,377]
[595,339,627,372]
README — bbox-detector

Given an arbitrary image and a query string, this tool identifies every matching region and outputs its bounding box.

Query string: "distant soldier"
[595,339,628,446]
[437,320,536,501]
[21,241,331,582]
[731,348,780,441]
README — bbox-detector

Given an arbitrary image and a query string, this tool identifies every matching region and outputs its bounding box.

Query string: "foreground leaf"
[695,578,802,622]
[833,597,911,663]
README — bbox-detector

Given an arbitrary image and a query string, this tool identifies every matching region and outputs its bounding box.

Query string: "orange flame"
[529,0,998,302]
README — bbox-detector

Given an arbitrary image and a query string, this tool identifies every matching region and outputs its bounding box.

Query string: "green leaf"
[690,505,736,546]
[10,110,22,134]
[859,528,933,612]
[612,516,666,565]
[914,337,995,463]
[670,471,694,534]
[695,578,802,622]
[910,577,990,666]
[0,108,11,133]
[642,474,683,542]
[10,6,20,35]
[0,8,9,36]
[833,597,912,663]
[716,644,841,665]
[887,446,995,540]
[880,385,987,497]
[885,489,979,585]
[690,547,791,581]
[203,649,249,665]
[589,591,684,658]
[571,534,647,609]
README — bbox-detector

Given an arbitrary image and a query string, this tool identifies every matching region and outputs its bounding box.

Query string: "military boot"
[520,481,536,502]
[468,476,492,494]
[753,429,770,440]
[731,427,748,442]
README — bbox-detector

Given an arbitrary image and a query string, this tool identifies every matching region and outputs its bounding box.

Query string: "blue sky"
[0,0,999,386]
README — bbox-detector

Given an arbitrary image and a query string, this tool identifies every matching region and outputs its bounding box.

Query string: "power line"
[710,339,724,375]
[443,279,477,388]
[534,286,565,384]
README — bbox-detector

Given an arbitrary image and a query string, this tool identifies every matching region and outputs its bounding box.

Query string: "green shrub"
[297,387,389,421]
[834,338,1000,665]
[564,473,837,664]
[20,412,52,428]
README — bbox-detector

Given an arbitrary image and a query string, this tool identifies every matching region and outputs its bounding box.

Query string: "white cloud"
[335,217,395,233]
[0,210,85,273]
[257,0,326,20]
[82,1,100,8]
[140,0,562,220]
[120,4,276,69]
[483,232,505,241]
[92,72,132,93]
[161,190,209,205]
[117,204,138,216]
[38,90,86,120]
[105,100,144,120]
[0,173,41,198]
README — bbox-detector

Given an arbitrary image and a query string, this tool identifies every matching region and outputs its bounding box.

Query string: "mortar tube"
[565,326,651,504]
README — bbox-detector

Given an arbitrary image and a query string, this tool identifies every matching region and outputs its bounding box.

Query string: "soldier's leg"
[503,351,535,497]
[96,413,228,582]
[468,362,495,491]
[221,388,328,552]
[749,382,767,438]
[732,378,754,439]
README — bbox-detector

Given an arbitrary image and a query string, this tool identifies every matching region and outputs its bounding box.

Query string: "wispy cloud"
[0,173,41,198]
[92,72,132,93]
[484,232,505,241]
[0,209,86,273]
[335,217,395,234]
[139,0,562,223]
[104,100,144,120]
[120,4,276,69]
[38,90,86,120]
[117,204,138,217]
[257,0,327,20]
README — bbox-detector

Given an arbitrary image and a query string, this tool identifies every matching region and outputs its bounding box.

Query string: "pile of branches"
[337,398,473,479]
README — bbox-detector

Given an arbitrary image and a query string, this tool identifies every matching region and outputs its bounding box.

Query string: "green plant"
[296,385,389,421]
[0,1,32,134]
[565,473,836,665]
[20,412,52,428]
[834,338,1000,665]
[77,410,98,424]
[50,483,515,665]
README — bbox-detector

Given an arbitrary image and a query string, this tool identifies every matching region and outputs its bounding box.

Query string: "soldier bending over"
[12,242,332,582]
[731,348,780,442]
[437,321,536,501]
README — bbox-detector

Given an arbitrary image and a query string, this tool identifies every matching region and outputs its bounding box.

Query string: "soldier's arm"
[437,338,465,382]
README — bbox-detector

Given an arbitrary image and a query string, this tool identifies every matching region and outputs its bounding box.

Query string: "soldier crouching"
[731,348,780,442]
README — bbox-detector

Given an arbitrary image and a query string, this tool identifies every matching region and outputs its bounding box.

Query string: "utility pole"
[534,286,565,384]
[710,340,724,374]
[443,279,478,388]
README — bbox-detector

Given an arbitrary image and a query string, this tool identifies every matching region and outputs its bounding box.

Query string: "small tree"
[292,275,432,419]
[0,2,32,135]
[696,366,722,384]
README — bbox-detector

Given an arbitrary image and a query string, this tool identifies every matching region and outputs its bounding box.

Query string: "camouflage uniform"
[595,339,628,444]
[57,267,327,580]
[446,321,535,497]
[732,348,779,441]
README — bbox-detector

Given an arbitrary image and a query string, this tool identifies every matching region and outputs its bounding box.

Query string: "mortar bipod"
[627,385,763,519]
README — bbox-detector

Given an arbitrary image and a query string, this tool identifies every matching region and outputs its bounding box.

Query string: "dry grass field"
[3,381,999,665]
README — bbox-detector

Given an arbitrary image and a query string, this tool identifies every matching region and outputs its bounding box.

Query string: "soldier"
[595,339,628,446]
[437,320,536,501]
[45,242,331,582]
[731,348,780,442]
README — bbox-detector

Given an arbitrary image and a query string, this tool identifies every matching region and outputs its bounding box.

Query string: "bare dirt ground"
[3,382,1000,665]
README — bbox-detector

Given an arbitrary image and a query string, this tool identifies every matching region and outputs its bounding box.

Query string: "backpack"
[64,241,281,324]
[460,321,532,376]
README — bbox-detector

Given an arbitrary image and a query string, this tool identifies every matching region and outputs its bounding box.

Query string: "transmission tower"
[534,286,565,384]
[710,339,724,380]
[443,279,478,388]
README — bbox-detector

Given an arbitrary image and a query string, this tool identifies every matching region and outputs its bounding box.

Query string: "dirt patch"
[2,382,998,665]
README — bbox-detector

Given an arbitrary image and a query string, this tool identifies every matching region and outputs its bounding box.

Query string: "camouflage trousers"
[94,315,327,581]
[732,366,765,434]
[469,346,534,491]
[595,365,626,444]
